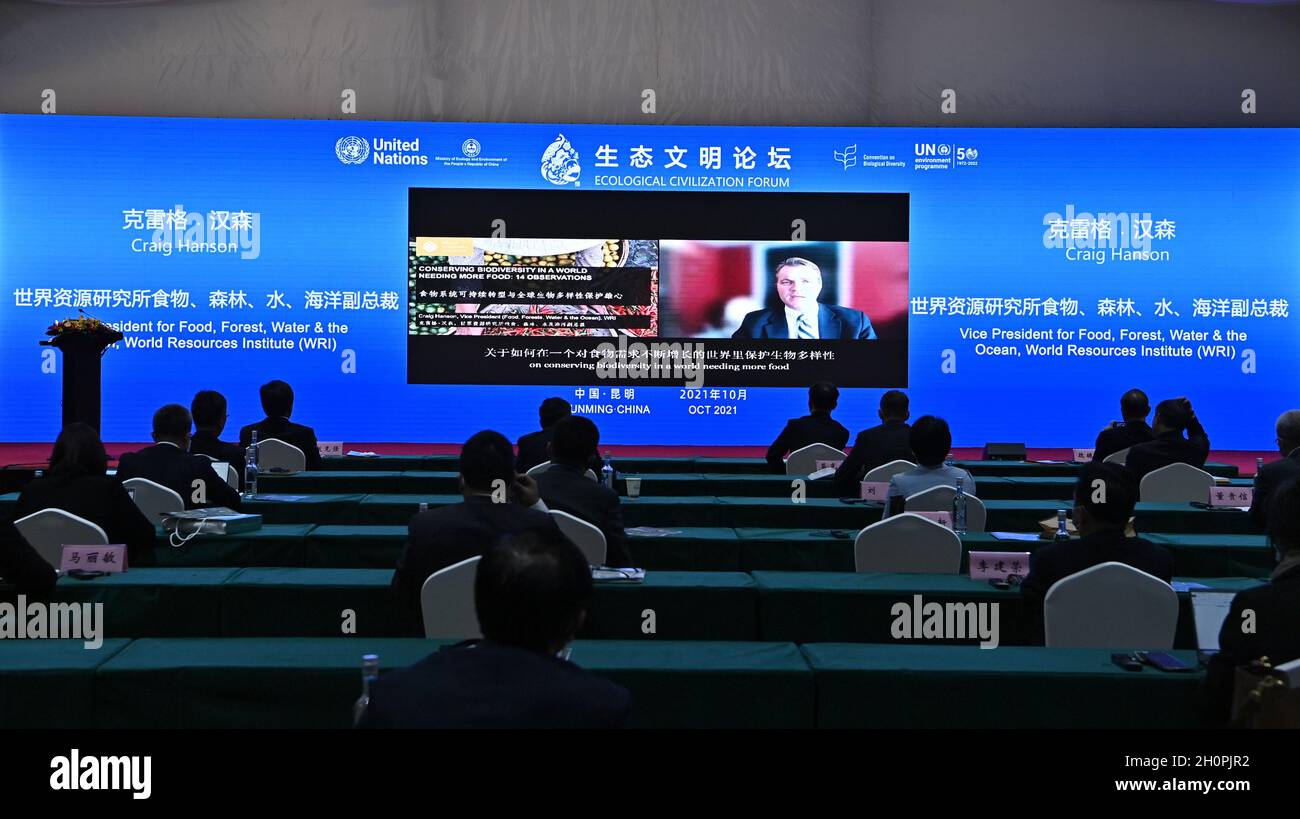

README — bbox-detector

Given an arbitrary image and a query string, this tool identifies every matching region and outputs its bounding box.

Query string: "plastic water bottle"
[352,653,379,726]
[1257,456,1265,476]
[952,476,968,535]
[418,501,428,514]
[1055,509,1071,541]
[602,451,615,491]
[243,431,259,497]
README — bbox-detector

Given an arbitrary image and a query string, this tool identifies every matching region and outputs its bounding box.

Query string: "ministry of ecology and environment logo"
[541,134,581,186]
[335,135,371,165]
[462,138,482,158]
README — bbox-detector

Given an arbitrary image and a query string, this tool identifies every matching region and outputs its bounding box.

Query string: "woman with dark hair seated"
[14,423,156,566]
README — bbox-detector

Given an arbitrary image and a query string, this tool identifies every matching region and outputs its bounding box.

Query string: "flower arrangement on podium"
[41,316,124,346]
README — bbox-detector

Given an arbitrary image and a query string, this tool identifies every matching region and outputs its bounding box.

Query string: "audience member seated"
[534,416,633,567]
[833,389,913,496]
[117,404,243,511]
[765,381,850,473]
[1207,477,1300,723]
[391,430,562,631]
[1124,397,1209,483]
[238,379,323,470]
[516,396,571,472]
[1250,409,1300,530]
[189,389,245,490]
[1093,388,1154,463]
[360,528,631,728]
[1019,463,1173,645]
[0,520,59,600]
[14,423,156,566]
[885,415,976,512]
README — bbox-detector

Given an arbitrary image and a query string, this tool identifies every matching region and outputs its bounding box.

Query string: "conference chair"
[1043,562,1178,648]
[905,485,987,532]
[122,477,185,521]
[1139,462,1215,503]
[1102,447,1131,466]
[420,555,483,640]
[526,460,599,481]
[549,509,608,565]
[853,513,962,573]
[256,438,307,473]
[864,459,917,483]
[198,454,240,490]
[14,508,108,568]
[785,443,846,477]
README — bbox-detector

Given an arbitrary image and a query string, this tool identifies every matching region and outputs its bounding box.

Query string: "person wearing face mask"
[116,404,242,511]
[731,257,876,340]
[359,527,631,729]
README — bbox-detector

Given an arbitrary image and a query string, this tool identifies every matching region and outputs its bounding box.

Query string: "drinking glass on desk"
[625,475,642,500]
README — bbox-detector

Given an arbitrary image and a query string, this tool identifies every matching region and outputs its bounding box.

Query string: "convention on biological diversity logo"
[336,135,370,164]
[541,134,581,186]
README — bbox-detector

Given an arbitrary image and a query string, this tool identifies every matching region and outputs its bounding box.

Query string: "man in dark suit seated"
[1123,397,1210,484]
[1019,463,1174,645]
[238,379,323,470]
[1207,477,1300,723]
[766,381,850,473]
[391,430,562,631]
[1250,409,1300,530]
[16,423,156,567]
[360,528,630,728]
[188,390,245,491]
[116,404,243,511]
[731,257,876,340]
[834,389,913,495]
[0,520,58,600]
[534,416,633,567]
[516,396,571,472]
[1093,388,1154,463]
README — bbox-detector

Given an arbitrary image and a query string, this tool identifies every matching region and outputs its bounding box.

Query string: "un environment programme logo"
[541,134,581,186]
[462,138,482,158]
[336,135,370,165]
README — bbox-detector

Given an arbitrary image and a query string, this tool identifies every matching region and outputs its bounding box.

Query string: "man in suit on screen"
[731,257,876,340]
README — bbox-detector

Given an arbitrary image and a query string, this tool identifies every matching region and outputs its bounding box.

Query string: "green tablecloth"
[303,524,408,568]
[257,471,413,494]
[801,644,1210,728]
[752,572,1261,648]
[0,639,132,728]
[90,638,814,728]
[319,455,443,471]
[239,493,366,525]
[54,567,239,638]
[152,524,317,567]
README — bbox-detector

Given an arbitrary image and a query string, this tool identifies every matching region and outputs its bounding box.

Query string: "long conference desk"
[0,638,1212,729]
[30,567,1258,647]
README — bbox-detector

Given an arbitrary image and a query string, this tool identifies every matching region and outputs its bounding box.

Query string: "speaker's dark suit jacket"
[1018,528,1174,645]
[535,463,633,568]
[14,472,157,567]
[189,431,246,491]
[1250,451,1300,529]
[1093,420,1154,463]
[238,417,324,470]
[731,303,877,340]
[516,427,555,473]
[356,640,631,729]
[116,443,243,512]
[391,497,563,632]
[766,411,850,473]
[833,421,913,496]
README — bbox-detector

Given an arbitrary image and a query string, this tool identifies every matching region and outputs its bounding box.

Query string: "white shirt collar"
[783,305,818,338]
[157,441,182,449]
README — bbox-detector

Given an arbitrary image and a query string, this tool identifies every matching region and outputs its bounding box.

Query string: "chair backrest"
[549,509,607,565]
[853,513,963,573]
[420,556,483,640]
[14,508,109,568]
[785,443,846,476]
[256,438,307,473]
[864,459,917,483]
[1139,462,1215,503]
[904,485,987,532]
[1103,447,1131,466]
[122,477,185,520]
[1043,561,1178,648]
[525,460,551,476]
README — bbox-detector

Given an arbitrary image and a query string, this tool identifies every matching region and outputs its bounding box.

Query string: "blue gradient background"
[1,115,1296,448]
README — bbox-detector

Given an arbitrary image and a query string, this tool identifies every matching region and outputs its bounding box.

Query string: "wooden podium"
[42,330,122,432]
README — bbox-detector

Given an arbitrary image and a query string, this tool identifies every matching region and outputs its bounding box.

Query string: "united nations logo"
[540,134,580,186]
[461,138,482,159]
[335,136,370,165]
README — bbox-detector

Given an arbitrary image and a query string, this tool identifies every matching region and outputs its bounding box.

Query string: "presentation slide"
[0,115,1296,448]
